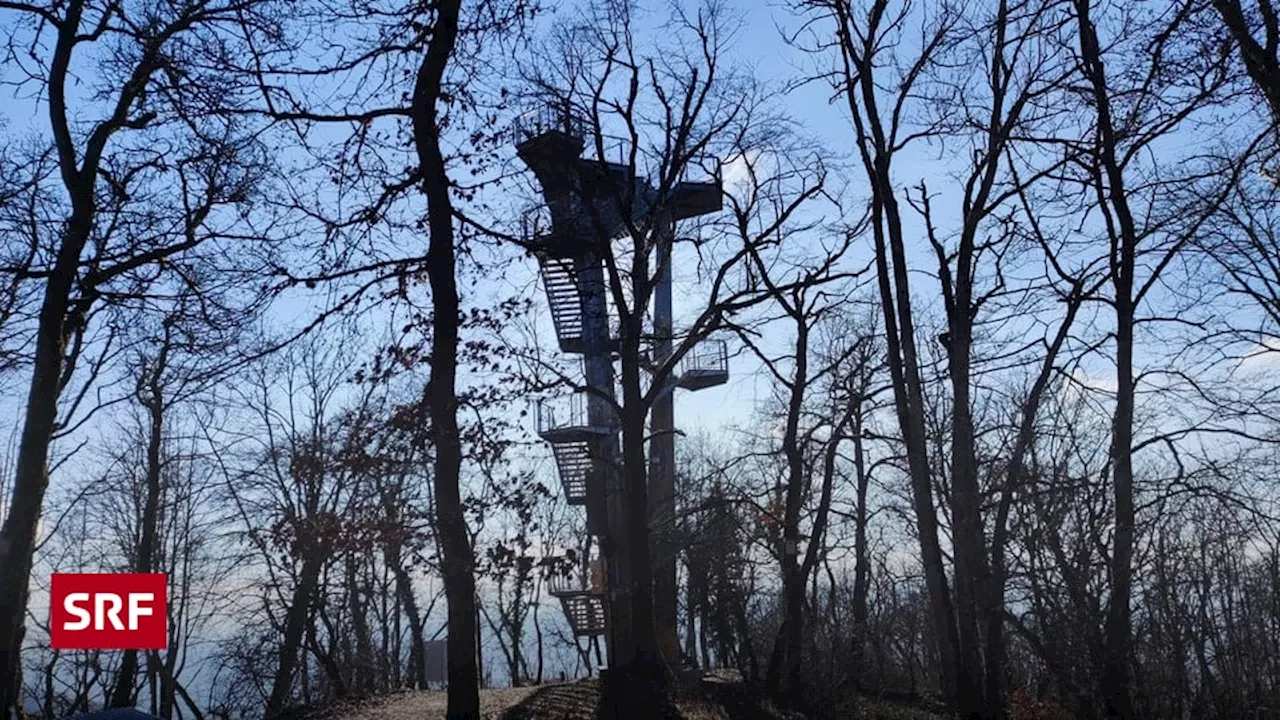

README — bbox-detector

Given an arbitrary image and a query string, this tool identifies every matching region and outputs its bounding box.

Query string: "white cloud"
[1237,337,1280,372]
[720,150,771,203]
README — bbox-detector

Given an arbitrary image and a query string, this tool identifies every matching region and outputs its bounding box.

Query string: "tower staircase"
[559,594,608,637]
[645,337,731,395]
[536,393,613,531]
[518,104,726,652]
[548,561,608,637]
[548,440,592,506]
[538,253,585,353]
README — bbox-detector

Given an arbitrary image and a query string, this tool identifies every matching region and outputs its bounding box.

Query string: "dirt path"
[307,677,940,719]
[313,686,538,720]
[308,677,791,720]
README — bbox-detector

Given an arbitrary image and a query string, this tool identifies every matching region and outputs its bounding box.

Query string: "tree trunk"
[0,133,99,720]
[869,197,962,704]
[533,587,544,685]
[110,344,170,708]
[0,221,92,720]
[266,552,326,717]
[948,215,988,719]
[306,607,348,698]
[766,324,809,699]
[836,5,964,696]
[684,578,698,666]
[1104,283,1136,719]
[392,565,426,689]
[411,1,476,715]
[1073,2,1137,715]
[850,413,871,689]
[158,646,179,719]
[381,479,426,689]
[595,288,668,719]
[347,558,374,693]
[985,285,1082,718]
[613,371,662,692]
[0,0,159,708]
[476,603,485,689]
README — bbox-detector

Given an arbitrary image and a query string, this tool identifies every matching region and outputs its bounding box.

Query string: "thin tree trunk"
[850,413,871,690]
[684,577,698,666]
[381,480,426,689]
[392,565,426,689]
[110,342,170,708]
[266,552,326,717]
[159,644,179,719]
[1073,2,1137,715]
[766,323,809,698]
[947,221,988,720]
[172,675,205,720]
[41,649,58,720]
[1104,247,1137,720]
[410,0,476,715]
[870,200,962,704]
[985,285,1083,718]
[476,603,485,689]
[306,607,348,698]
[533,584,544,685]
[347,557,374,693]
[831,1,963,701]
[699,610,710,671]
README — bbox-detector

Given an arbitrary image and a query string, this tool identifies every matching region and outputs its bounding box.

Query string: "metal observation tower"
[514,106,727,667]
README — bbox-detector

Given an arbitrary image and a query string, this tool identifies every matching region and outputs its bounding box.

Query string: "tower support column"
[650,220,680,667]
[576,251,631,668]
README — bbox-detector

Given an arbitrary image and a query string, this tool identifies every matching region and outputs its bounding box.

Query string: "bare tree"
[795,0,1086,713]
[1210,0,1280,125]
[0,1,284,711]
[410,1,482,715]
[1065,2,1235,714]
[217,338,381,716]
[726,241,863,699]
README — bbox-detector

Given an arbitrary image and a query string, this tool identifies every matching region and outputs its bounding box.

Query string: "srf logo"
[50,574,167,650]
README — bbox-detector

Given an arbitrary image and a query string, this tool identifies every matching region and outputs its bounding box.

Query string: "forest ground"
[302,676,948,719]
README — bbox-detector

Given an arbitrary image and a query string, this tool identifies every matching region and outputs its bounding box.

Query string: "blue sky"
[0,0,870,698]
[12,0,1280,702]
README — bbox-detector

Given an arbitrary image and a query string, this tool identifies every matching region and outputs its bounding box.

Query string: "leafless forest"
[3,0,1280,718]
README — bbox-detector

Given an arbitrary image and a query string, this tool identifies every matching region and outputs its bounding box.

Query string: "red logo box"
[50,574,167,650]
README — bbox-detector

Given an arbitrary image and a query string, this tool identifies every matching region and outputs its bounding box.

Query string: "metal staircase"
[645,338,730,394]
[559,594,608,636]
[538,254,585,353]
[549,440,592,505]
[548,561,608,637]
